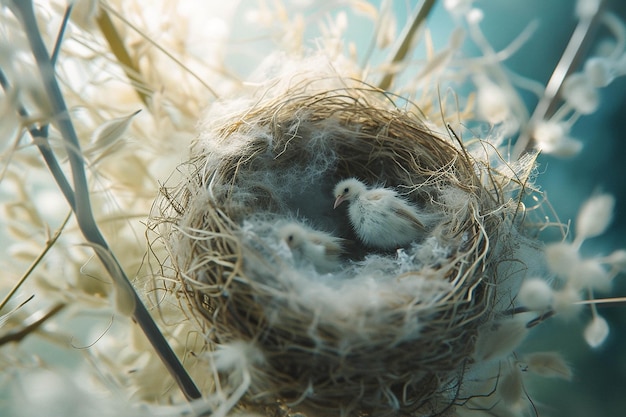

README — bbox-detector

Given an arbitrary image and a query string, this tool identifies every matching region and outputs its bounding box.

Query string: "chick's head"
[333,178,366,208]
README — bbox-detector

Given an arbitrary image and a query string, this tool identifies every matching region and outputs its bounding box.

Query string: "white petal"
[552,286,583,317]
[533,120,583,156]
[605,249,626,272]
[576,0,602,19]
[466,8,484,24]
[518,279,554,311]
[443,0,473,15]
[350,1,379,20]
[584,315,610,348]
[576,194,615,240]
[533,120,566,149]
[476,79,510,124]
[545,242,580,278]
[562,73,599,114]
[546,136,583,158]
[568,259,611,292]
[584,57,614,88]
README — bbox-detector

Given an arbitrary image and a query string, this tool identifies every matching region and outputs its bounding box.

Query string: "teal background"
[443,1,626,416]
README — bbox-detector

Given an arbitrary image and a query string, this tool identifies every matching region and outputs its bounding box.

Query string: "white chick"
[333,178,426,249]
[277,222,345,273]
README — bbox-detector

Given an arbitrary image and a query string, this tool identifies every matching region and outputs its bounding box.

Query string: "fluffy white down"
[240,217,457,342]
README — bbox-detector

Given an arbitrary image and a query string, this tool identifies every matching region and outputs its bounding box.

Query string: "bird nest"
[155,80,526,416]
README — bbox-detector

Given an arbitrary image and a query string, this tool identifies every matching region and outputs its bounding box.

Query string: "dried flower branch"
[5,0,201,401]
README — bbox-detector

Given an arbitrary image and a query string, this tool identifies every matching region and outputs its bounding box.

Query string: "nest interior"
[157,83,521,416]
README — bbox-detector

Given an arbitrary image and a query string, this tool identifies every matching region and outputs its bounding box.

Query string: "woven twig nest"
[157,78,524,416]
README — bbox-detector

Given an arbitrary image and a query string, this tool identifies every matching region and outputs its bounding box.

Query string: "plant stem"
[378,0,436,91]
[51,4,73,66]
[8,0,202,401]
[0,303,66,346]
[0,212,72,314]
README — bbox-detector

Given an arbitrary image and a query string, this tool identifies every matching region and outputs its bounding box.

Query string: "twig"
[575,296,626,308]
[526,310,556,328]
[0,303,66,346]
[51,4,73,66]
[512,1,605,159]
[377,0,436,91]
[0,212,72,313]
[0,295,35,326]
[7,0,202,401]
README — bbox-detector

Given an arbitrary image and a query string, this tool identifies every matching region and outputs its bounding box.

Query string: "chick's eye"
[344,187,349,193]
[287,235,294,242]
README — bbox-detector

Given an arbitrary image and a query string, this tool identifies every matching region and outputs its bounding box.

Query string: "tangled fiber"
[154,73,533,416]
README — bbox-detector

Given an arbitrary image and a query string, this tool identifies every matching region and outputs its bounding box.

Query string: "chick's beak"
[333,194,346,209]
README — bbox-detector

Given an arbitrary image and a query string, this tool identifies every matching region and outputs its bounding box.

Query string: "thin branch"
[51,4,73,66]
[575,296,626,308]
[377,0,436,91]
[0,303,66,346]
[526,310,556,328]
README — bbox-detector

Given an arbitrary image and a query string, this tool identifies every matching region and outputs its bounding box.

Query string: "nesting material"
[156,76,532,416]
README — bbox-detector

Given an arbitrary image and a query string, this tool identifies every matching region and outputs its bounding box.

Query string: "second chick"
[277,222,346,273]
